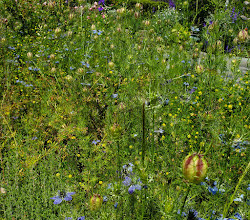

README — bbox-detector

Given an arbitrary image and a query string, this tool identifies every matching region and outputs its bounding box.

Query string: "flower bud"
[144,20,150,26]
[27,52,33,58]
[238,29,248,42]
[108,61,115,68]
[110,123,122,138]
[195,65,204,74]
[183,153,208,184]
[90,194,103,210]
[135,3,142,10]
[134,12,140,19]
[55,27,61,35]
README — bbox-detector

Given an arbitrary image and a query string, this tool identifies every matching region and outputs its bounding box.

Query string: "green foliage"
[0,1,249,219]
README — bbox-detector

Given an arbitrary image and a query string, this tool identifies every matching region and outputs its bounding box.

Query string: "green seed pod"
[89,194,103,211]
[183,153,208,184]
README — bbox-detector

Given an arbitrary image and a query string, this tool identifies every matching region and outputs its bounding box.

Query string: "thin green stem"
[142,102,146,164]
[223,161,250,218]
[180,184,191,218]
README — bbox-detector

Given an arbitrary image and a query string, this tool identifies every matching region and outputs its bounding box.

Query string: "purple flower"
[50,191,75,204]
[98,0,105,5]
[77,217,85,220]
[128,185,136,194]
[234,212,242,220]
[169,0,175,8]
[98,6,103,12]
[123,176,132,186]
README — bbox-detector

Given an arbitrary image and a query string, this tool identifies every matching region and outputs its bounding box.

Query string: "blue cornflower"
[183,82,189,86]
[50,191,75,204]
[247,184,250,191]
[114,202,118,208]
[77,217,85,220]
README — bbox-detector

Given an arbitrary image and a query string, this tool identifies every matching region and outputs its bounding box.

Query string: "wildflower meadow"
[0,0,249,219]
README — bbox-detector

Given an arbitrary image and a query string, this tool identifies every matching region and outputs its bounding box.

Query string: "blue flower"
[247,184,250,191]
[169,0,175,8]
[164,99,169,105]
[134,184,142,190]
[111,94,118,98]
[123,176,132,186]
[233,194,244,202]
[92,140,101,145]
[103,196,108,202]
[50,191,75,204]
[128,185,136,194]
[65,218,72,220]
[234,212,242,220]
[114,202,118,208]
[208,186,218,195]
[77,217,85,220]
[122,163,134,173]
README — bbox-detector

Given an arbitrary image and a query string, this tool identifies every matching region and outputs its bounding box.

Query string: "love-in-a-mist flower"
[50,191,75,204]
[183,153,208,184]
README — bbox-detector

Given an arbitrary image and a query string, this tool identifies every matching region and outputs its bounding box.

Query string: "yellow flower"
[68,174,72,178]
[99,181,103,185]
[56,173,60,177]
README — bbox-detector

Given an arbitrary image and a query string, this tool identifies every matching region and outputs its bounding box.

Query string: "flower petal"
[53,198,62,204]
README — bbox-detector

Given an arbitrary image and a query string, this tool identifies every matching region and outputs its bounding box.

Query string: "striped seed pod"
[183,153,208,184]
